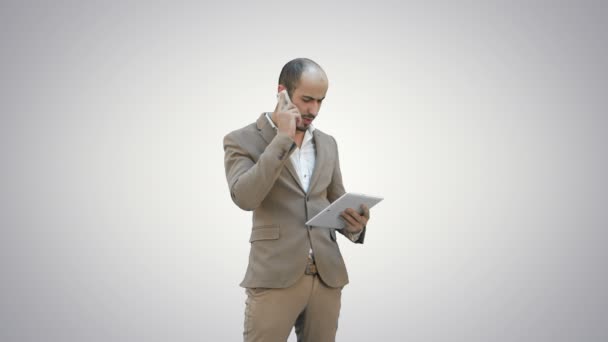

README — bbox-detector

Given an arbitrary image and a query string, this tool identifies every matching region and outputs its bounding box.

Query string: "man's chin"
[296,126,308,132]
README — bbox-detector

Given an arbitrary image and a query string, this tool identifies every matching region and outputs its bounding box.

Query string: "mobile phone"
[276,89,292,112]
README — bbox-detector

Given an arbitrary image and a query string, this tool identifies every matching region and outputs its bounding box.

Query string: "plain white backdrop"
[1,1,607,341]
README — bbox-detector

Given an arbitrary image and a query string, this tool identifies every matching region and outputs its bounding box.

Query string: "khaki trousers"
[243,273,342,342]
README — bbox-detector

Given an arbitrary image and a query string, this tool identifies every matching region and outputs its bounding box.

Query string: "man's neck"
[294,131,305,148]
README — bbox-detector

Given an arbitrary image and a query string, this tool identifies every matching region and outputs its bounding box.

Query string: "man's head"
[278,58,328,132]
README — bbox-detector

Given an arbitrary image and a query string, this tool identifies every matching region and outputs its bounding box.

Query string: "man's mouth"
[302,116,314,124]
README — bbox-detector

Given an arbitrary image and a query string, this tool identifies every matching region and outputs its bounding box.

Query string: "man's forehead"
[294,84,327,98]
[299,93,326,100]
[295,75,328,98]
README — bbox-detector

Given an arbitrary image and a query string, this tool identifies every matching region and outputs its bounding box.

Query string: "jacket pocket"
[249,225,280,242]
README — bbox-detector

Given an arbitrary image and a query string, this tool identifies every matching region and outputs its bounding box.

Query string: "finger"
[361,204,370,219]
[343,210,363,226]
[352,210,368,226]
[340,212,359,227]
[289,110,302,124]
[360,216,368,226]
[347,208,363,220]
[288,107,300,116]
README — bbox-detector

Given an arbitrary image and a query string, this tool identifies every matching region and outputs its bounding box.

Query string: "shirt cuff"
[345,230,363,242]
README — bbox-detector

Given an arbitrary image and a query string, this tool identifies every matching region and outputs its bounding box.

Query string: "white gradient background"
[1,1,607,341]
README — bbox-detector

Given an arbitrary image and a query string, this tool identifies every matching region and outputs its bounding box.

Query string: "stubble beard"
[296,115,314,132]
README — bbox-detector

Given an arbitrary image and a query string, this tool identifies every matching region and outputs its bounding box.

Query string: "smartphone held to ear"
[276,89,292,112]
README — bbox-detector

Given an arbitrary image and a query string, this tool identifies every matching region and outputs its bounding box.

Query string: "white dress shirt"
[265,112,315,192]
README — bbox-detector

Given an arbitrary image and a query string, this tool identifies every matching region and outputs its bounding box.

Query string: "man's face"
[279,70,328,132]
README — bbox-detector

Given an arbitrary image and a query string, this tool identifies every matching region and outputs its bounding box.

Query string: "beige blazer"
[223,113,365,289]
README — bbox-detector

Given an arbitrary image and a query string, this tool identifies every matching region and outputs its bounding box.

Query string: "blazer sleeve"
[327,136,366,244]
[223,131,296,211]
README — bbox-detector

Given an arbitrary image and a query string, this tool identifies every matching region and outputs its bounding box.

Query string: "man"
[223,58,370,342]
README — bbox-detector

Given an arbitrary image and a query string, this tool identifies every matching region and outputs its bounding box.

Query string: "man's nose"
[309,102,320,115]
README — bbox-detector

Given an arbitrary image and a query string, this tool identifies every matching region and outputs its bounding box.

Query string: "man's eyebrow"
[302,95,325,101]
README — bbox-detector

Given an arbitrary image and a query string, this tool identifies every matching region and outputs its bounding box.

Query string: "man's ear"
[277,84,286,93]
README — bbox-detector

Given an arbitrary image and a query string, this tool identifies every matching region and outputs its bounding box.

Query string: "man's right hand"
[273,90,301,140]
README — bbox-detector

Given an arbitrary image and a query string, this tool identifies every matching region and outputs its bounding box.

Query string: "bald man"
[223,58,370,342]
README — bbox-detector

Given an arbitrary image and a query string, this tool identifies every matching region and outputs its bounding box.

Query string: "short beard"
[296,126,307,132]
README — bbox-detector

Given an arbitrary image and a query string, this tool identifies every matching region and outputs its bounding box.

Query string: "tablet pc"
[305,192,383,229]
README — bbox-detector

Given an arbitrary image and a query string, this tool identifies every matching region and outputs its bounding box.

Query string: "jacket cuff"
[267,132,297,162]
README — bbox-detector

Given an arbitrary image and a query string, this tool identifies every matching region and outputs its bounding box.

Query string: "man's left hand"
[340,204,370,234]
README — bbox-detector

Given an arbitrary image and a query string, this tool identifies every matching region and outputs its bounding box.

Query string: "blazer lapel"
[256,113,306,193]
[307,130,326,194]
